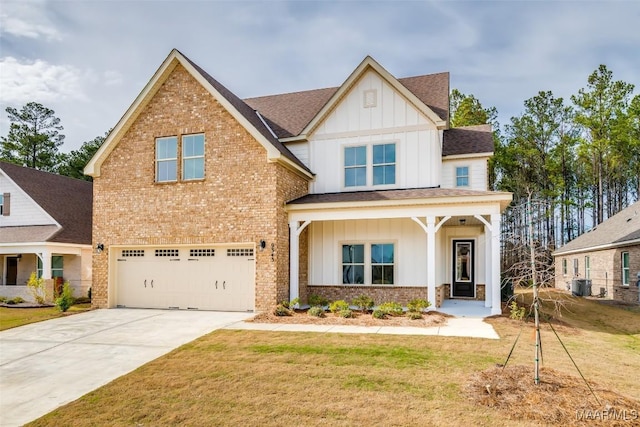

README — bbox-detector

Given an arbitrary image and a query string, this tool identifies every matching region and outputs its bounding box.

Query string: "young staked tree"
[0,102,65,172]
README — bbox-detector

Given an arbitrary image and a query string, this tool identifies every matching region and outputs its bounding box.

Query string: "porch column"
[426,216,437,309]
[491,214,502,315]
[484,223,492,308]
[289,220,310,302]
[289,222,300,302]
[37,251,52,280]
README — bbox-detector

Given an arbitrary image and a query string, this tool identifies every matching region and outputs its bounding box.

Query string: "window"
[344,146,366,187]
[456,166,469,187]
[584,256,590,279]
[373,143,395,185]
[36,256,63,278]
[371,243,394,284]
[342,244,364,284]
[156,136,177,182]
[0,192,9,216]
[573,259,579,276]
[562,259,567,275]
[622,252,630,286]
[182,134,205,180]
[0,194,3,215]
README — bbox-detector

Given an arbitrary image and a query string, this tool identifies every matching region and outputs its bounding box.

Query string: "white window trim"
[182,133,205,181]
[342,144,368,189]
[455,165,470,188]
[341,141,398,190]
[155,136,178,183]
[339,241,397,285]
[621,251,630,286]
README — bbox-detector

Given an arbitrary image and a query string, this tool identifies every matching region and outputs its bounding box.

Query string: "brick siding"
[91,64,308,311]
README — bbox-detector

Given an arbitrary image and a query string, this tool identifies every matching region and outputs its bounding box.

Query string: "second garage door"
[115,246,255,311]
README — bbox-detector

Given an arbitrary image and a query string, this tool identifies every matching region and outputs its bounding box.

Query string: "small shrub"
[338,309,354,318]
[407,311,423,320]
[351,295,374,313]
[308,294,329,308]
[378,302,403,316]
[55,282,74,312]
[308,306,326,317]
[509,300,526,321]
[407,298,430,313]
[372,309,387,319]
[0,296,7,303]
[27,272,46,305]
[329,300,350,313]
[274,304,292,316]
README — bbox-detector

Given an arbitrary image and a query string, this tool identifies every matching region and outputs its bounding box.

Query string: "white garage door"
[115,246,255,311]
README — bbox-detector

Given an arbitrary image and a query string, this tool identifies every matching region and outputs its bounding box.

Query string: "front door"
[452,240,474,297]
[6,257,18,285]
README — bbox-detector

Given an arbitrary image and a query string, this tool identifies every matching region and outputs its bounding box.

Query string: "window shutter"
[2,193,9,216]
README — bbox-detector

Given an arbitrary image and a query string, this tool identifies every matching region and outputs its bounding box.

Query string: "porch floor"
[436,299,492,318]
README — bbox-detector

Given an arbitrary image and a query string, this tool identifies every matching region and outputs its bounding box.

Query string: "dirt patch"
[249,309,450,328]
[466,365,640,426]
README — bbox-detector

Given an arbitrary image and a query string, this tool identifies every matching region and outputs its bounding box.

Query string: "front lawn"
[0,303,92,331]
[26,291,640,426]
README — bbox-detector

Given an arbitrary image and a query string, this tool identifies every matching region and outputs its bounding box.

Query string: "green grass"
[24,291,640,426]
[0,303,92,331]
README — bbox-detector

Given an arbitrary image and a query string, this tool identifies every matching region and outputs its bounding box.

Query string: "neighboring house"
[0,161,93,301]
[85,49,512,314]
[554,201,640,303]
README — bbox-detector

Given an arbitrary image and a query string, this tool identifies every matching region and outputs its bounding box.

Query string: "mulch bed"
[248,309,450,328]
[466,365,640,426]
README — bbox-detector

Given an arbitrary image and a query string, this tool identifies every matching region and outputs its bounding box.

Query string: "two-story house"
[0,161,93,301]
[85,50,511,314]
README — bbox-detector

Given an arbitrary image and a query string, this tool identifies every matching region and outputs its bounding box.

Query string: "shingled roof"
[443,124,494,156]
[0,161,93,244]
[244,72,450,140]
[554,201,640,255]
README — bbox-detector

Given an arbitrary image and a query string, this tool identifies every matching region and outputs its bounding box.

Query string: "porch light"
[96,243,104,253]
[259,240,266,251]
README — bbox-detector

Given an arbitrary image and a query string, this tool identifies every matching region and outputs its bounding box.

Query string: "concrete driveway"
[0,309,253,427]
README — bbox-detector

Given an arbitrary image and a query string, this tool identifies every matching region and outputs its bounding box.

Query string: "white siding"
[308,218,428,286]
[0,171,55,227]
[308,70,442,194]
[285,141,309,168]
[441,157,490,191]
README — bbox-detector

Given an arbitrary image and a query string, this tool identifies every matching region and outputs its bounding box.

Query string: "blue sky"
[1,0,639,152]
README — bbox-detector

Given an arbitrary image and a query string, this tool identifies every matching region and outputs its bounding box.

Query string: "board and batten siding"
[441,157,490,191]
[308,70,442,194]
[0,171,55,227]
[308,218,428,286]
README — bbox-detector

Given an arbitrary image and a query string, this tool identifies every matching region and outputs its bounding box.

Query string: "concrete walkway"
[0,309,253,427]
[226,316,499,339]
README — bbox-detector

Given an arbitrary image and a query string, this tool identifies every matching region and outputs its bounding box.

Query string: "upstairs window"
[344,146,366,187]
[0,194,3,215]
[622,252,630,286]
[562,258,567,275]
[182,134,205,180]
[373,143,396,185]
[156,136,178,182]
[456,166,469,187]
[584,256,591,279]
[0,193,9,216]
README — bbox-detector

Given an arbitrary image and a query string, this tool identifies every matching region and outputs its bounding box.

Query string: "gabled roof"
[244,69,450,140]
[0,161,93,244]
[85,49,312,179]
[443,124,494,156]
[554,201,640,255]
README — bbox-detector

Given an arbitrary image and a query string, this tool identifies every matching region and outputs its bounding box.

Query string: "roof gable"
[287,56,447,140]
[0,161,93,244]
[85,49,312,179]
[554,201,640,255]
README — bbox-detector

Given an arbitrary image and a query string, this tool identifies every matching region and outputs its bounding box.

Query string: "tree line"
[451,65,639,249]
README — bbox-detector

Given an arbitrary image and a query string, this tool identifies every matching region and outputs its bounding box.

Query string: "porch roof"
[0,225,60,243]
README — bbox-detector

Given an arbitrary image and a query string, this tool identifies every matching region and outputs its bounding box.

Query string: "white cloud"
[0,57,88,104]
[0,1,61,40]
